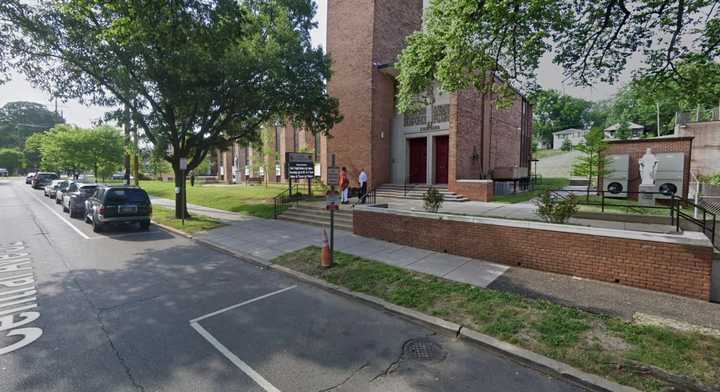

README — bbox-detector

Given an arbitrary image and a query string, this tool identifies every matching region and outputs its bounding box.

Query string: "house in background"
[552,128,588,150]
[604,122,645,139]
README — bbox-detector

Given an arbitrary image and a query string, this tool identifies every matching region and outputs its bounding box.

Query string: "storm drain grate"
[402,338,446,361]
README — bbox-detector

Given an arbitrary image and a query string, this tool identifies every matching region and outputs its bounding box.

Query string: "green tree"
[84,126,124,181]
[560,138,573,152]
[529,89,592,146]
[0,101,64,149]
[571,128,610,199]
[0,148,23,174]
[24,132,46,171]
[614,122,632,140]
[395,0,720,111]
[5,0,341,218]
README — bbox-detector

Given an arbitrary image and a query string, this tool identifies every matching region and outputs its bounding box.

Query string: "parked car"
[85,186,152,232]
[56,181,77,205]
[0,168,8,177]
[25,172,36,184]
[63,184,98,218]
[44,179,68,198]
[32,172,59,189]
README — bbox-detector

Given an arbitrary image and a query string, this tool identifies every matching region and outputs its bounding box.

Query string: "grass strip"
[152,206,225,234]
[273,247,720,392]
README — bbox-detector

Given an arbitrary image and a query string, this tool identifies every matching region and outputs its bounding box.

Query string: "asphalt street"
[0,178,587,391]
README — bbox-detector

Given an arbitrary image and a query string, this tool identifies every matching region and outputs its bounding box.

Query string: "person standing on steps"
[339,166,349,204]
[358,168,368,204]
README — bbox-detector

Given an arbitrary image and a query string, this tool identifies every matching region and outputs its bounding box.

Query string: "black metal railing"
[547,189,717,248]
[355,187,376,206]
[272,184,301,219]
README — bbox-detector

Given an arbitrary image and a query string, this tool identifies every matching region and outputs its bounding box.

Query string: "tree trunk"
[656,102,661,137]
[173,167,188,219]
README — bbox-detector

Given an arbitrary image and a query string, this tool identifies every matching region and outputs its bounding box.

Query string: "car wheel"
[62,203,68,213]
[85,214,91,224]
[140,221,150,231]
[92,218,103,233]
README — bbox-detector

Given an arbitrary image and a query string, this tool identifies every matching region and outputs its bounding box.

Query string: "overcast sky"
[0,0,636,127]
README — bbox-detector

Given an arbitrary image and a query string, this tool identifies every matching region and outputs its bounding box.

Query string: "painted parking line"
[26,190,91,240]
[189,286,296,392]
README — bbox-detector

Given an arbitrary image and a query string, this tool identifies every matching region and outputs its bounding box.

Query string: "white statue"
[638,148,658,185]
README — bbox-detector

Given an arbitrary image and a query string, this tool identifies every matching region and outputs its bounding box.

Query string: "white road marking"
[26,191,91,240]
[189,286,296,392]
[190,322,281,392]
[190,285,296,323]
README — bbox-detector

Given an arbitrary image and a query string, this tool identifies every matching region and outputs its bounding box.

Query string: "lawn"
[151,206,225,234]
[274,247,720,392]
[533,149,570,160]
[492,177,569,203]
[139,180,323,219]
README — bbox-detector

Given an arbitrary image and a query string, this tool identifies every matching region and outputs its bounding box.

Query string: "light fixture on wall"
[380,131,384,139]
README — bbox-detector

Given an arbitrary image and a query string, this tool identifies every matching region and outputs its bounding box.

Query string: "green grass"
[152,206,225,234]
[139,180,324,219]
[274,247,720,391]
[493,177,569,204]
[533,149,570,160]
[575,195,694,217]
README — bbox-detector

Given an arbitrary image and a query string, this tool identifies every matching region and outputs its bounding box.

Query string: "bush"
[423,186,444,213]
[534,190,578,223]
[560,138,573,151]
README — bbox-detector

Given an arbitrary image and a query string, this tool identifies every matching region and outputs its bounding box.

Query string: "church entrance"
[434,135,449,184]
[408,137,427,184]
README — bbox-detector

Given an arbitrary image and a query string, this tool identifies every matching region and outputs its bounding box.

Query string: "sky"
[0,0,637,127]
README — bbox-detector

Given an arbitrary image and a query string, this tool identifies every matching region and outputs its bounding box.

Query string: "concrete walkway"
[152,197,720,331]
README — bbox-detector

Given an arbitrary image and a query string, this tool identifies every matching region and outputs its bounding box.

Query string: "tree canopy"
[396,0,720,111]
[0,148,23,174]
[3,0,341,217]
[529,90,594,145]
[0,101,65,149]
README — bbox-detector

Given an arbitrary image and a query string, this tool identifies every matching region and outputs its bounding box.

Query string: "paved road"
[0,178,586,392]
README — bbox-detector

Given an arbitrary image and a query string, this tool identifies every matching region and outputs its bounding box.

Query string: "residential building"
[552,128,588,150]
[604,122,645,140]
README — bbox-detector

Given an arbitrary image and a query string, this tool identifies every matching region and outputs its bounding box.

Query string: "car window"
[104,189,149,204]
[68,183,78,192]
[79,186,98,195]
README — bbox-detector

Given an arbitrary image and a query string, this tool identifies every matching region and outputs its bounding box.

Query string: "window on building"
[275,126,281,153]
[293,128,298,151]
[244,147,249,166]
[403,108,426,127]
[432,104,449,123]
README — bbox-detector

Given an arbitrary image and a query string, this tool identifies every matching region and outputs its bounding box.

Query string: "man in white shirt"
[358,168,368,204]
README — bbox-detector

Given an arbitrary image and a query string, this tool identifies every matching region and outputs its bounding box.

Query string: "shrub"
[560,138,573,151]
[534,190,578,223]
[423,186,444,213]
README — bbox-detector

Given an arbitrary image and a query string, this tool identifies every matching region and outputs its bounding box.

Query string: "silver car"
[63,184,98,218]
[44,179,68,199]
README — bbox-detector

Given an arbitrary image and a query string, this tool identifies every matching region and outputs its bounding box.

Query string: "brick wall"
[603,137,693,199]
[353,208,714,300]
[448,180,494,201]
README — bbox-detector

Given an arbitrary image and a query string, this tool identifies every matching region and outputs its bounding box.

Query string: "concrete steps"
[375,184,469,202]
[278,205,354,231]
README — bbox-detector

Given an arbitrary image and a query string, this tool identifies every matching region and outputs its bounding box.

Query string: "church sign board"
[285,152,315,179]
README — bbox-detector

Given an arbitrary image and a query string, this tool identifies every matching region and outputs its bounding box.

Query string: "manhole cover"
[402,338,446,361]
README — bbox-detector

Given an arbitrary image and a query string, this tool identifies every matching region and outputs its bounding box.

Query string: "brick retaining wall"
[354,207,715,300]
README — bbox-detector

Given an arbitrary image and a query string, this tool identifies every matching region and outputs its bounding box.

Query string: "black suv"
[31,172,59,189]
[85,186,152,232]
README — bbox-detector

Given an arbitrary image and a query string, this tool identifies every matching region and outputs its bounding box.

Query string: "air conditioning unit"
[655,153,685,199]
[604,154,629,198]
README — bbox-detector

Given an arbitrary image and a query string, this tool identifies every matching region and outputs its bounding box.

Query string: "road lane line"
[190,285,296,323]
[26,191,91,240]
[190,322,281,392]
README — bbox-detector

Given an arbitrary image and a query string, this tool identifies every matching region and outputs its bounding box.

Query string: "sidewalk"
[153,197,720,331]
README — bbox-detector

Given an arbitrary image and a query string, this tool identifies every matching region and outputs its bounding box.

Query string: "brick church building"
[217,0,532,202]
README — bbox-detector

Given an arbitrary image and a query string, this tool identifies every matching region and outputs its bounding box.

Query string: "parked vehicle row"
[31,175,153,233]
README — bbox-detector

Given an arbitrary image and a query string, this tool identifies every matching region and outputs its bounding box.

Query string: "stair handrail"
[272,183,301,219]
[354,186,376,207]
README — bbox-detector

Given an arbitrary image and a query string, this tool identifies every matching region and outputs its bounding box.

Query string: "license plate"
[119,205,138,214]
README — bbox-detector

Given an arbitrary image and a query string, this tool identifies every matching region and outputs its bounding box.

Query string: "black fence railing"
[355,187,376,206]
[548,189,717,248]
[272,184,302,219]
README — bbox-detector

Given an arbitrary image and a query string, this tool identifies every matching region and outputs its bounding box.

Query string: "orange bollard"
[321,229,333,268]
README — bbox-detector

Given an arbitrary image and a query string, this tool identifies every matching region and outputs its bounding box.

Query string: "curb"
[268,264,640,392]
[157,224,638,392]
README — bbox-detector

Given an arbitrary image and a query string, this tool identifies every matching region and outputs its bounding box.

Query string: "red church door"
[435,135,449,184]
[408,137,427,184]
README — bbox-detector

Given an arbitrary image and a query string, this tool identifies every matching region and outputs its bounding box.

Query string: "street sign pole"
[330,154,336,263]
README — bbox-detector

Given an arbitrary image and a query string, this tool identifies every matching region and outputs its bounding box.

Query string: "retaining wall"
[353,206,716,301]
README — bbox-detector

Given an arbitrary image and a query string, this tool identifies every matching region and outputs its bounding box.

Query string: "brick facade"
[354,208,715,300]
[324,0,531,194]
[602,137,693,199]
